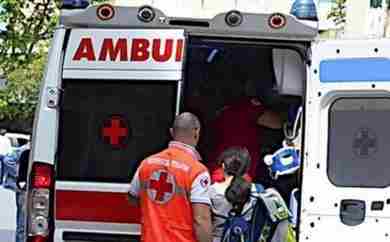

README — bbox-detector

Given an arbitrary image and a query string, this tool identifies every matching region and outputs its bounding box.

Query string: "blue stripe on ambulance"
[320,58,390,83]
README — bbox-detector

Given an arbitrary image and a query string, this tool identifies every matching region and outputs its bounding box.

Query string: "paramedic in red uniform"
[128,112,212,242]
[209,97,282,183]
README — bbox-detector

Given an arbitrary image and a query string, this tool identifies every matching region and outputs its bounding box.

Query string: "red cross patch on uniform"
[147,170,176,204]
[200,176,209,188]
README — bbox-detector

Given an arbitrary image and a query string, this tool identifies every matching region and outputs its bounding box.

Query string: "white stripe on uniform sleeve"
[190,171,211,205]
[128,168,141,198]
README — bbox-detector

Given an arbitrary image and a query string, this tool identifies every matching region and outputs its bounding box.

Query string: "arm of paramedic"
[193,204,212,242]
[127,168,141,206]
[191,171,212,242]
[257,110,282,129]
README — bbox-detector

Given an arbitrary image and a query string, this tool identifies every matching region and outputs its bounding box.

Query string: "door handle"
[340,199,365,226]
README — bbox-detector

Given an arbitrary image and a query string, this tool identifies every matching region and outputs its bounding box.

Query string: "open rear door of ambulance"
[55,28,185,242]
[300,39,390,242]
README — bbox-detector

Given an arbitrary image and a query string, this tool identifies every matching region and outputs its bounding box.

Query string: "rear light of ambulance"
[137,6,155,23]
[268,13,287,29]
[32,165,52,188]
[28,235,47,242]
[97,4,115,21]
[27,163,54,242]
[225,10,243,27]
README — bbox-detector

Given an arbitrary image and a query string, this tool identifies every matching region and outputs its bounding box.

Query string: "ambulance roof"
[60,5,318,41]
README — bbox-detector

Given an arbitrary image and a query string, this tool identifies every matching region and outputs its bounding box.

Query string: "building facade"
[345,0,389,38]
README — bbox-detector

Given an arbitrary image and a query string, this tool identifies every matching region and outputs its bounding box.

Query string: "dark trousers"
[15,189,25,242]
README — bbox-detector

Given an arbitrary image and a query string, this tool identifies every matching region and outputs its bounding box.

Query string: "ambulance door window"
[328,97,390,187]
[57,79,176,183]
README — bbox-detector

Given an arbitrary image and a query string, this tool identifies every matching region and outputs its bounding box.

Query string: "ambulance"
[25,0,390,241]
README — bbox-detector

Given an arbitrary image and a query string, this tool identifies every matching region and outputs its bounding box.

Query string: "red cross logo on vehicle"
[147,170,176,204]
[102,115,129,149]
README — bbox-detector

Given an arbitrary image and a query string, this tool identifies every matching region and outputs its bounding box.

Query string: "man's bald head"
[171,112,201,146]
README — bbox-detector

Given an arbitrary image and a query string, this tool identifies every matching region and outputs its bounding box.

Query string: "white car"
[5,133,30,150]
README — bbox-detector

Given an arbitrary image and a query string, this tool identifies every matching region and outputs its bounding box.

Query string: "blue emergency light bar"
[61,0,90,9]
[290,0,318,21]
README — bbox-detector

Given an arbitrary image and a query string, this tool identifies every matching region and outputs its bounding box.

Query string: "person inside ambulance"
[208,84,283,183]
[127,112,212,242]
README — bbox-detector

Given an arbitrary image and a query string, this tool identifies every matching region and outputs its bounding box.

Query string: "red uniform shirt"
[208,97,265,182]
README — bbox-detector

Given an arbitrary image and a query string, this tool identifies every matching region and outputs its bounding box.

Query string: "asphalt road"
[0,187,16,242]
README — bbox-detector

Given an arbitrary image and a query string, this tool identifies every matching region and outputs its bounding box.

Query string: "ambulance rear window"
[57,79,176,183]
[328,97,390,188]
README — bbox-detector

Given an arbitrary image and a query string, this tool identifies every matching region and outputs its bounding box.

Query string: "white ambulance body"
[300,39,390,241]
[25,1,390,242]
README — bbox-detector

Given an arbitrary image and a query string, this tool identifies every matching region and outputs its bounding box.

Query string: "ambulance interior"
[182,37,305,201]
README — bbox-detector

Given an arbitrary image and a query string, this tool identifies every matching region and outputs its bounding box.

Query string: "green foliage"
[327,0,347,28]
[0,0,108,72]
[370,0,390,9]
[0,0,56,123]
[0,52,45,121]
[0,0,59,72]
[0,0,108,124]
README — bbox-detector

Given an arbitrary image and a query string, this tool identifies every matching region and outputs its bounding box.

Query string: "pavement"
[0,188,16,242]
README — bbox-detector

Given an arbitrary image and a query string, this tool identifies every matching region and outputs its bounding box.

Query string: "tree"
[0,0,108,72]
[0,50,45,122]
[0,0,58,72]
[327,0,347,28]
[0,0,108,131]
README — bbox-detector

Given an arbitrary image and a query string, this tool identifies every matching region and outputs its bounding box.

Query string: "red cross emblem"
[200,176,209,188]
[102,115,129,148]
[147,170,176,204]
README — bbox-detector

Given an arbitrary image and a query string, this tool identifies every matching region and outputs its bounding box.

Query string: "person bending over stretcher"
[208,97,282,183]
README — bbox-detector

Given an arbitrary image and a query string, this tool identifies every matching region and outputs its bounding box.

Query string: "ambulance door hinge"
[46,87,62,109]
[305,46,312,67]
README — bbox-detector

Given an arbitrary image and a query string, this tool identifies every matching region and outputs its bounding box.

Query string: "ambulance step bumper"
[63,231,139,242]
